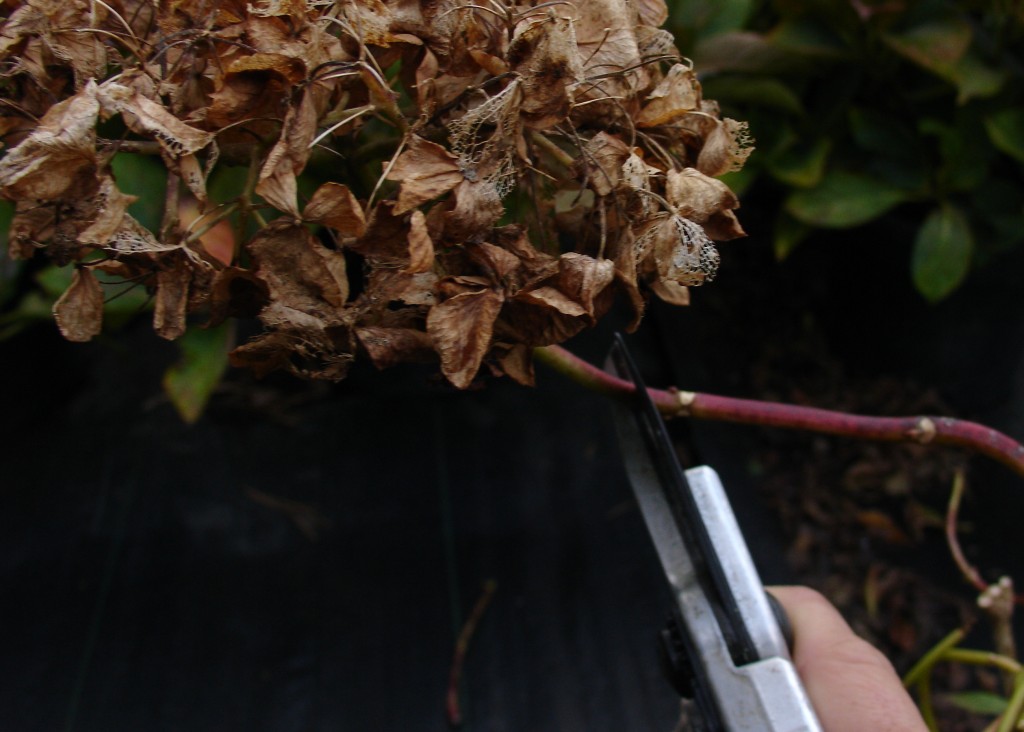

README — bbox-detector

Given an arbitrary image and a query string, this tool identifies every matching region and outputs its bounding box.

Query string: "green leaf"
[912,204,973,302]
[767,138,831,188]
[785,170,909,228]
[919,111,995,193]
[769,16,851,58]
[985,108,1024,163]
[35,264,75,298]
[669,0,755,41]
[882,16,972,74]
[693,32,813,75]
[773,213,810,260]
[944,691,1008,716]
[701,76,803,115]
[668,0,755,49]
[948,51,1006,103]
[162,323,232,424]
[111,153,167,233]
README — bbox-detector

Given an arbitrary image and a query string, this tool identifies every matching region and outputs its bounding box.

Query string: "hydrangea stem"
[534,344,1024,481]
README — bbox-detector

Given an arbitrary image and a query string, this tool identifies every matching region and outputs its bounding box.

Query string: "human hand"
[768,586,928,732]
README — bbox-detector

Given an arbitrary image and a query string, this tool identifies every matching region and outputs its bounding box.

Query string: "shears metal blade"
[606,334,821,732]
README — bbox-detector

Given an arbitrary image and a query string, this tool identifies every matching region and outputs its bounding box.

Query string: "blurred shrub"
[670,0,1024,301]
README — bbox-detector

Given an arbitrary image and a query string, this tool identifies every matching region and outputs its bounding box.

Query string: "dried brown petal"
[638,214,719,288]
[703,210,746,241]
[427,285,504,388]
[696,118,755,177]
[572,0,646,103]
[665,168,739,224]
[77,176,137,246]
[256,89,319,215]
[444,179,504,243]
[636,0,669,27]
[467,242,520,285]
[649,279,690,306]
[489,343,535,386]
[611,229,646,331]
[247,221,349,319]
[406,210,435,273]
[154,256,191,340]
[357,326,435,369]
[0,81,99,200]
[206,266,270,327]
[98,82,214,157]
[304,182,367,237]
[53,267,103,342]
[385,135,464,215]
[554,253,616,320]
[636,63,700,128]
[508,15,582,129]
[576,132,631,197]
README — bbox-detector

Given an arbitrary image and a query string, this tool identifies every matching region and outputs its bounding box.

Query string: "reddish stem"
[535,344,1024,481]
[446,580,498,728]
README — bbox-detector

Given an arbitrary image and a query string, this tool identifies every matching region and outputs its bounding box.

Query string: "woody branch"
[534,343,1024,480]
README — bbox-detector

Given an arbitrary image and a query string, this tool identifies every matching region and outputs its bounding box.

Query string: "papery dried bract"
[427,285,504,388]
[248,221,349,320]
[98,83,214,158]
[665,168,739,225]
[577,132,631,197]
[53,267,103,342]
[356,326,435,369]
[385,135,464,215]
[304,182,367,237]
[0,82,99,201]
[697,118,755,177]
[636,63,700,128]
[256,90,319,216]
[154,255,192,340]
[508,15,582,129]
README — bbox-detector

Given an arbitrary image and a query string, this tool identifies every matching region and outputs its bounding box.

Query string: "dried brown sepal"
[98,82,214,158]
[385,135,464,215]
[406,210,435,274]
[154,255,192,340]
[427,284,504,388]
[0,81,99,201]
[696,118,755,177]
[256,89,319,216]
[508,15,582,130]
[53,267,104,342]
[356,326,436,369]
[489,343,535,386]
[247,221,349,320]
[576,132,631,197]
[304,182,367,237]
[636,63,700,128]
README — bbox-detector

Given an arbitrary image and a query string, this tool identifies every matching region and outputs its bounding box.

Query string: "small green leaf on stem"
[985,109,1024,164]
[946,691,1008,716]
[912,203,972,302]
[785,170,908,228]
[163,323,232,423]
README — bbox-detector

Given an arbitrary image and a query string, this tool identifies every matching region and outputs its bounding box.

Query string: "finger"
[767,586,927,732]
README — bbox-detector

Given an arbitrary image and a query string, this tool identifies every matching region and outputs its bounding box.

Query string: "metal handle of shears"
[607,334,822,731]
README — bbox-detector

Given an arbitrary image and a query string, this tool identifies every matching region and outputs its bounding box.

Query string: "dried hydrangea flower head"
[0,0,752,388]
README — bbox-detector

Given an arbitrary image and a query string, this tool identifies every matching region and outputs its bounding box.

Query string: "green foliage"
[912,203,973,302]
[945,691,1009,716]
[670,0,1024,301]
[162,324,232,424]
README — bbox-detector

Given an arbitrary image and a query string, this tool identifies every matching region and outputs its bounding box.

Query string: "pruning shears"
[606,334,822,731]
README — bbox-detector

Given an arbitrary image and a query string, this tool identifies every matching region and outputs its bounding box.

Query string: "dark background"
[2,202,1023,731]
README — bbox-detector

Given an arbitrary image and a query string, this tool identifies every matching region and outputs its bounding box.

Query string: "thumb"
[768,586,927,732]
